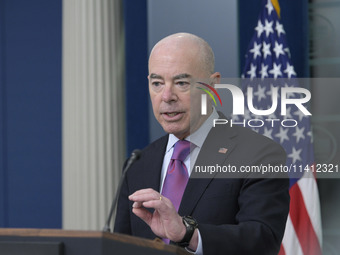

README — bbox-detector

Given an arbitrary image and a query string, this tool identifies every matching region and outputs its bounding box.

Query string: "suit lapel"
[132,135,168,193]
[179,124,238,216]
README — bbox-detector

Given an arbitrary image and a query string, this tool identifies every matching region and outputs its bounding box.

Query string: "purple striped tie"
[162,140,191,211]
[161,140,190,244]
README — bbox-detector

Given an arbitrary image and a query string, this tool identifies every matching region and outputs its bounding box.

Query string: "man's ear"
[210,72,221,87]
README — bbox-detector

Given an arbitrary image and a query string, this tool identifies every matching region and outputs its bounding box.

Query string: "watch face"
[184,216,198,227]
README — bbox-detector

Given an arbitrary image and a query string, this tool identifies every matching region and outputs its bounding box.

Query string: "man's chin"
[162,126,189,140]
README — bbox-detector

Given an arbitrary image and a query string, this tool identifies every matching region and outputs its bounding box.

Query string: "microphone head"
[131,149,141,159]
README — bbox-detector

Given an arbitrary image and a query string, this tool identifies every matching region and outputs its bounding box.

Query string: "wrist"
[174,216,198,248]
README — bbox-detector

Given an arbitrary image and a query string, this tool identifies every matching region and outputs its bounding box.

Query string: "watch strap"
[175,216,198,247]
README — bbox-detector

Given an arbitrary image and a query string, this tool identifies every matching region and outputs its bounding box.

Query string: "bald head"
[149,33,215,75]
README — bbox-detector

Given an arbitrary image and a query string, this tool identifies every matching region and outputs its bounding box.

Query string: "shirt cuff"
[185,229,203,255]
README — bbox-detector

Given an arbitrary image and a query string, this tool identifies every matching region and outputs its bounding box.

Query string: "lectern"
[0,228,188,255]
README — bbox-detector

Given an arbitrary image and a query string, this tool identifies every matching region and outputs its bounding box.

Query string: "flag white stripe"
[282,215,304,255]
[298,170,323,247]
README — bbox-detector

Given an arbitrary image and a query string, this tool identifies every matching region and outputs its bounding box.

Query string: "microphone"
[103,149,141,232]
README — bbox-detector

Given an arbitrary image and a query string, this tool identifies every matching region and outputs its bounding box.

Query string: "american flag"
[239,0,322,254]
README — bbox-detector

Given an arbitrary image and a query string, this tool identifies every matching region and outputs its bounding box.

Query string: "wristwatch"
[175,216,198,247]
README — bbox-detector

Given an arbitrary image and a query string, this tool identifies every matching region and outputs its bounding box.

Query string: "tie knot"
[172,140,191,161]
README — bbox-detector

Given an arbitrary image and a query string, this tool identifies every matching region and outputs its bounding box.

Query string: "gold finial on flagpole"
[271,0,281,18]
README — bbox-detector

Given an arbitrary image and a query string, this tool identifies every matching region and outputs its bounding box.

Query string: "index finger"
[129,188,160,202]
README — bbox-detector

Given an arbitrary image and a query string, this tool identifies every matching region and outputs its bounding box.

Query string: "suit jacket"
[114,122,290,255]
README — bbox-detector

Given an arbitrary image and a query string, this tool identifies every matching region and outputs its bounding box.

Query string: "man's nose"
[161,84,177,102]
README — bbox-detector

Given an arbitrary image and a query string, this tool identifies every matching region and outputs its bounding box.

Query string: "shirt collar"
[166,107,219,151]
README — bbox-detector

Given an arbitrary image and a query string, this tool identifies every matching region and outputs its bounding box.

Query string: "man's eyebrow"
[173,73,191,80]
[149,73,163,79]
[149,73,192,80]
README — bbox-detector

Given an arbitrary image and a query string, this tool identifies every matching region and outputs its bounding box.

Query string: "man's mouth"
[161,111,184,120]
[165,112,180,117]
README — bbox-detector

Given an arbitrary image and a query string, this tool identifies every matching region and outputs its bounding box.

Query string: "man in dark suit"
[114,33,289,255]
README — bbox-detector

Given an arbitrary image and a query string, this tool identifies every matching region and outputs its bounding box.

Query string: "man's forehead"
[149,39,201,64]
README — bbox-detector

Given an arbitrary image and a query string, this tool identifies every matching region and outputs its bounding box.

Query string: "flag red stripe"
[278,244,286,255]
[289,183,322,255]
